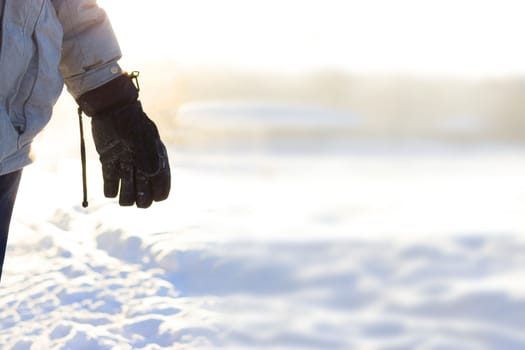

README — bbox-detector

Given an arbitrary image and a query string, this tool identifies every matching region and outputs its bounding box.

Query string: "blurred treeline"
[139,62,525,143]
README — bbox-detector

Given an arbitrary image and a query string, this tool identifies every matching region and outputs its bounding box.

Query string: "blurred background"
[104,0,525,144]
[5,0,525,349]
[45,0,525,148]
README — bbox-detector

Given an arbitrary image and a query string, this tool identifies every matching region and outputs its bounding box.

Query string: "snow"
[2,103,525,349]
[176,101,360,131]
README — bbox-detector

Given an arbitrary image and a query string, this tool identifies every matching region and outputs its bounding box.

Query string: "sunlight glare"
[98,0,525,76]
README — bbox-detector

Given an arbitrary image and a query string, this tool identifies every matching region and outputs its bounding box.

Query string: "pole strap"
[78,107,88,208]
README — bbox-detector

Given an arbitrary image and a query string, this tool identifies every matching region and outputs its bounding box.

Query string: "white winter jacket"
[0,0,123,175]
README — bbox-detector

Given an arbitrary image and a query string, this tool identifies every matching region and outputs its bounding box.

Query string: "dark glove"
[77,74,170,208]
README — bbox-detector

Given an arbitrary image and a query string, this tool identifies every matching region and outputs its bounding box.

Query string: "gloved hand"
[77,74,170,208]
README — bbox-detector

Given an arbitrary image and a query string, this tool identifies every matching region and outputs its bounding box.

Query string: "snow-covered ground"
[2,104,525,349]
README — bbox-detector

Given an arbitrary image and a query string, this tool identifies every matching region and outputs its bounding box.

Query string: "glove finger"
[119,161,135,206]
[152,143,171,202]
[102,161,119,198]
[135,172,153,209]
[151,168,170,202]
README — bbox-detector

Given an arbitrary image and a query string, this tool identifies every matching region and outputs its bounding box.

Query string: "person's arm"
[52,0,123,97]
[52,0,171,208]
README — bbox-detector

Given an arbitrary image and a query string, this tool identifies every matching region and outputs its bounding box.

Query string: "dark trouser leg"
[0,170,22,282]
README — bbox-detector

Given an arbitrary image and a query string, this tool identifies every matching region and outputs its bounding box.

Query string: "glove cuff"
[77,74,139,118]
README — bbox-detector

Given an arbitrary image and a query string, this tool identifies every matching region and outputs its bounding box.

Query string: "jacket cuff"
[65,61,124,99]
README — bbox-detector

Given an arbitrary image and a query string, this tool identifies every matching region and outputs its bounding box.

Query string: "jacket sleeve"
[51,0,123,98]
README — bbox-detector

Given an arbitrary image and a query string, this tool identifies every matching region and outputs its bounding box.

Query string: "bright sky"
[98,0,525,77]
